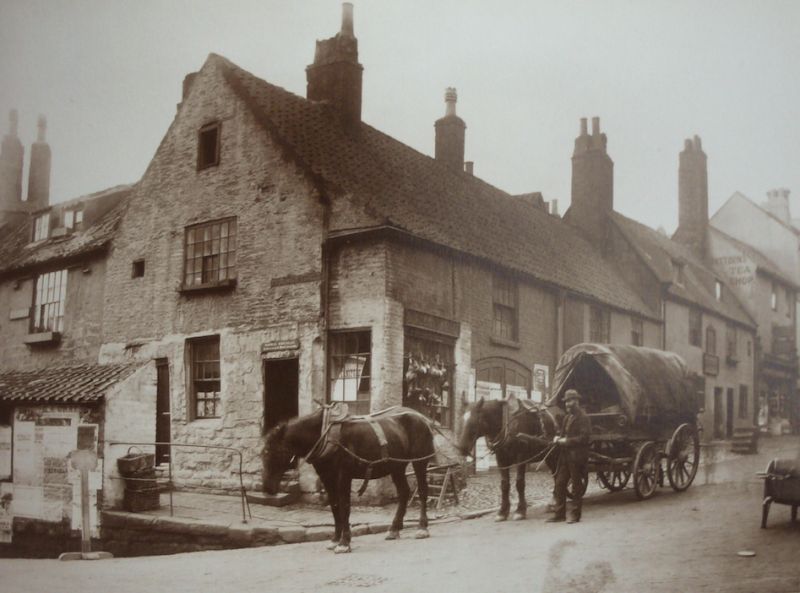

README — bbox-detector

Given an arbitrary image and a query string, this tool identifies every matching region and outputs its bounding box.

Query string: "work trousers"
[552,451,586,519]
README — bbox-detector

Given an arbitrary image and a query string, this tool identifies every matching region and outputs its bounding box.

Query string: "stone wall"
[0,257,107,372]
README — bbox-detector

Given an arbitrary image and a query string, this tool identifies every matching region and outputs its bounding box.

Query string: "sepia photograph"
[0,1,798,591]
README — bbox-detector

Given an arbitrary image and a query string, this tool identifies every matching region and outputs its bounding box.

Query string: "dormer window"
[197,122,221,170]
[771,283,777,310]
[64,209,83,230]
[672,259,685,286]
[32,213,49,241]
[715,280,723,301]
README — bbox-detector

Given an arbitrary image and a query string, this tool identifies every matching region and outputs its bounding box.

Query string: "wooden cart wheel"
[666,423,700,492]
[633,441,658,500]
[597,468,631,491]
[566,467,589,500]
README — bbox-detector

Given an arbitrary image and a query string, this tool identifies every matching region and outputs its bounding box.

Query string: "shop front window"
[329,330,371,415]
[403,331,455,428]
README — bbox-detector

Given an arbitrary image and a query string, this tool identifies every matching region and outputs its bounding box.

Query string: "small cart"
[550,343,702,500]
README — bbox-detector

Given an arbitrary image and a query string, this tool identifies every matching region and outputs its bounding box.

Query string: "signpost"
[58,450,113,561]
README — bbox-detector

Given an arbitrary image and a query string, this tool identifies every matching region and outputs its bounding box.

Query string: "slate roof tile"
[0,362,143,403]
[214,55,658,320]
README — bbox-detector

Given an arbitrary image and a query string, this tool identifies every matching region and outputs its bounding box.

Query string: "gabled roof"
[0,185,132,277]
[610,212,755,328]
[709,226,798,289]
[716,191,800,237]
[213,55,657,320]
[0,362,142,403]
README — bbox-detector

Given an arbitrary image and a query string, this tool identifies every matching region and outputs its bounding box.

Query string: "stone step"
[247,490,299,507]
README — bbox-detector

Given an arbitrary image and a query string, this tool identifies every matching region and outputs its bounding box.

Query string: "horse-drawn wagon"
[549,343,702,500]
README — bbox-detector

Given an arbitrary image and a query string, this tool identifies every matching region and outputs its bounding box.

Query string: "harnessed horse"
[262,403,435,553]
[457,396,563,521]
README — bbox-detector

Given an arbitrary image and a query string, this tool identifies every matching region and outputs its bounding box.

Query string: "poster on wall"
[12,409,79,522]
[0,482,12,543]
[532,364,549,403]
[0,426,11,480]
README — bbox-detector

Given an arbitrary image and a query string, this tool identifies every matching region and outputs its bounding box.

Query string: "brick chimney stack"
[762,188,791,224]
[434,87,466,172]
[306,3,363,128]
[27,115,51,210]
[565,116,614,247]
[673,135,709,260]
[0,109,25,227]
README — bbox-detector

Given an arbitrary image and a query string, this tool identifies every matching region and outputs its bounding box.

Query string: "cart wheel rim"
[633,441,658,500]
[667,424,699,492]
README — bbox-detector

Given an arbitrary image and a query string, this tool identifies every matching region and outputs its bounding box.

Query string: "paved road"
[3,473,799,593]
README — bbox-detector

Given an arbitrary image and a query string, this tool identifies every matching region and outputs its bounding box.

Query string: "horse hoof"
[334,544,352,554]
[494,515,508,522]
[385,530,400,541]
[325,541,338,550]
[414,529,430,539]
[512,512,526,521]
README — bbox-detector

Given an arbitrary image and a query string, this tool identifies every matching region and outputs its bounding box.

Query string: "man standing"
[546,389,591,524]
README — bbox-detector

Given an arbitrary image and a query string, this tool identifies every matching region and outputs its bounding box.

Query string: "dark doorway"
[713,387,724,440]
[263,358,299,435]
[155,358,171,465]
[726,388,735,438]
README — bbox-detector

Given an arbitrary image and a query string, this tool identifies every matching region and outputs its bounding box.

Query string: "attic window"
[64,209,83,230]
[715,280,723,301]
[32,213,49,241]
[771,283,777,310]
[197,122,221,170]
[672,259,685,285]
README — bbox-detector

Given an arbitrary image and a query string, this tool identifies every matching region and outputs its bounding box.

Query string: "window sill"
[179,278,237,294]
[24,331,62,347]
[490,335,521,349]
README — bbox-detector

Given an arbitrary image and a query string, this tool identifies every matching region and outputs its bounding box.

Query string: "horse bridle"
[484,400,511,452]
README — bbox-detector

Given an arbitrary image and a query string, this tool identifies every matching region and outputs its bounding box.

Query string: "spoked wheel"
[597,467,631,492]
[667,423,700,492]
[567,467,589,500]
[633,441,659,500]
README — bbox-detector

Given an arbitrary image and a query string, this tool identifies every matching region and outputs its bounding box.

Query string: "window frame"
[32,213,49,242]
[188,335,222,420]
[631,317,644,346]
[705,325,717,356]
[182,217,237,291]
[589,304,610,343]
[492,274,519,343]
[328,330,372,415]
[771,283,777,311]
[197,121,221,171]
[30,269,68,334]
[689,308,702,347]
[726,324,737,359]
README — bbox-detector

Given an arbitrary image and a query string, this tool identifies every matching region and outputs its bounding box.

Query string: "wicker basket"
[124,487,161,512]
[124,469,157,492]
[117,447,155,477]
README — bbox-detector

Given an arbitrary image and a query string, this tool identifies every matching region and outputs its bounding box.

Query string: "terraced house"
[92,4,661,497]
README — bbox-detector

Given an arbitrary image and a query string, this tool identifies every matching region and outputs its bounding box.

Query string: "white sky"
[1,0,798,232]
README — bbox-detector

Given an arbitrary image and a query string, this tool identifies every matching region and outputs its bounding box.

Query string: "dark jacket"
[558,406,591,464]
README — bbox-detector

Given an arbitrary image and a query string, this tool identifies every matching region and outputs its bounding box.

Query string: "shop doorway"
[713,387,724,440]
[726,388,734,438]
[155,358,171,465]
[263,358,299,435]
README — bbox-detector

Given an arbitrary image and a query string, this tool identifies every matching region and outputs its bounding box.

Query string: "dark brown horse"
[457,397,563,521]
[263,404,435,553]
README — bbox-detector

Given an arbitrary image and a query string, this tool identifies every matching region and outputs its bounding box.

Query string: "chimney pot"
[591,117,600,135]
[580,118,588,136]
[36,115,46,142]
[444,87,457,117]
[684,139,692,151]
[464,161,474,175]
[341,2,354,37]
[550,199,559,216]
[693,135,702,151]
[9,110,19,136]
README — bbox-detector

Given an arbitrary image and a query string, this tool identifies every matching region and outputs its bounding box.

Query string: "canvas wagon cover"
[548,343,699,427]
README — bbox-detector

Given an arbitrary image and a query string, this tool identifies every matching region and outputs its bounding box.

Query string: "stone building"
[710,190,799,434]
[0,115,155,550]
[564,124,757,442]
[95,4,660,496]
